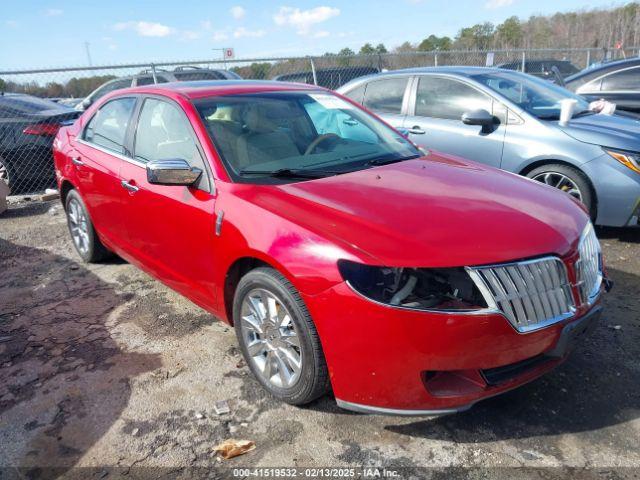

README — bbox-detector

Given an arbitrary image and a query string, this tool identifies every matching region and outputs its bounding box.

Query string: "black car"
[564,58,640,114]
[272,66,380,90]
[77,66,242,111]
[0,93,80,194]
[497,59,579,79]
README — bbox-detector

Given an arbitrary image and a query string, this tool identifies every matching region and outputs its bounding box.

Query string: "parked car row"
[0,93,80,193]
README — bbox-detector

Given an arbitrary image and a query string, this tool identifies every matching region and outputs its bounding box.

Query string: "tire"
[233,267,330,405]
[64,189,111,263]
[0,156,13,193]
[526,163,595,220]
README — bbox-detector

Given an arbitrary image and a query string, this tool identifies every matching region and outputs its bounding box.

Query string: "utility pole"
[84,42,92,67]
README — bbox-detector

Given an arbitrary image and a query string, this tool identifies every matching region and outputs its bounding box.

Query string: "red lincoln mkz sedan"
[53,80,610,415]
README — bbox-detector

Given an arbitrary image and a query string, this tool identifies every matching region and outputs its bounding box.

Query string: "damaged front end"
[337,260,488,312]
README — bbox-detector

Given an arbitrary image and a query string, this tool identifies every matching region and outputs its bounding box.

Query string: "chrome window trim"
[76,138,146,168]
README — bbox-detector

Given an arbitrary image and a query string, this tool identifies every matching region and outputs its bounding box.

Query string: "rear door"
[118,96,218,307]
[356,76,411,130]
[402,75,505,168]
[73,96,137,245]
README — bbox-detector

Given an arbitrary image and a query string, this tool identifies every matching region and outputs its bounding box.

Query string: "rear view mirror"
[146,159,202,186]
[461,109,497,133]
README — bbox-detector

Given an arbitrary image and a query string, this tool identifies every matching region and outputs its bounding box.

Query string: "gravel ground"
[0,199,639,479]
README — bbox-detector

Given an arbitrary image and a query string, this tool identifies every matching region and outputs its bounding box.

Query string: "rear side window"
[362,77,408,114]
[173,71,225,81]
[343,84,366,104]
[90,79,132,103]
[84,97,136,154]
[135,76,170,86]
[601,67,640,91]
[415,76,492,120]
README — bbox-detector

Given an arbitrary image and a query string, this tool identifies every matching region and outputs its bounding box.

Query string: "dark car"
[272,66,380,90]
[76,66,242,111]
[497,59,579,79]
[564,58,640,114]
[0,93,80,193]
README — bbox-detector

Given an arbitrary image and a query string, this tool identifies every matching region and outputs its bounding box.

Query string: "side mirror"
[146,159,202,186]
[461,109,497,133]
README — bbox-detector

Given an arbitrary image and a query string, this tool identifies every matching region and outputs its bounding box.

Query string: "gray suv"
[338,67,640,227]
[77,66,242,111]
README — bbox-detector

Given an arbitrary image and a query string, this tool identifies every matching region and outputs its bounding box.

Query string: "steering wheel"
[304,133,340,156]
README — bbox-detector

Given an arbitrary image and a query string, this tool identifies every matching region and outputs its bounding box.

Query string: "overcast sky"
[0,0,624,69]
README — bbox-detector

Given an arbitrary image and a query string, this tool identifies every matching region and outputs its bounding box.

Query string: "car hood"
[252,154,587,267]
[557,113,640,151]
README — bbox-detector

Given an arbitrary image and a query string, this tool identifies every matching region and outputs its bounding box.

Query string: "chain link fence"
[1,47,637,197]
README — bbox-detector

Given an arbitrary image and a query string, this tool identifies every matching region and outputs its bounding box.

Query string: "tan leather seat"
[235,105,300,169]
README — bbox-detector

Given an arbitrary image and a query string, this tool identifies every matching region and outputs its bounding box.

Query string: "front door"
[403,75,505,168]
[118,96,218,308]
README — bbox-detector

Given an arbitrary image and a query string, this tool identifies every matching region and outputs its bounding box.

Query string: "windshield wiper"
[239,167,340,179]
[366,154,421,166]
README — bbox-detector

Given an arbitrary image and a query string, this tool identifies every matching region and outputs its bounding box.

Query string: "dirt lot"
[1,199,639,479]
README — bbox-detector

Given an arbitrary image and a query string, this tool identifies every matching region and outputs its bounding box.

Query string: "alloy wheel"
[0,159,9,186]
[239,288,302,389]
[532,171,583,201]
[67,198,90,255]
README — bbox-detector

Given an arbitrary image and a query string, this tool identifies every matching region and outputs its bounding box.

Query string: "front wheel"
[526,163,595,219]
[233,267,329,405]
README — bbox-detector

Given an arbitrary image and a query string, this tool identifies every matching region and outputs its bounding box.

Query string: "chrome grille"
[576,222,602,305]
[468,257,575,333]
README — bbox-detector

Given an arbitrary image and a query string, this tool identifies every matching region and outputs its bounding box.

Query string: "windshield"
[471,71,591,120]
[194,91,420,183]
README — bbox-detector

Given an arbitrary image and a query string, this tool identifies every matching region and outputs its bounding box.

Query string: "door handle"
[408,126,426,135]
[120,180,139,193]
[71,156,84,166]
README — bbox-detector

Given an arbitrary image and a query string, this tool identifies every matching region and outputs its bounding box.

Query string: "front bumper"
[584,153,640,227]
[304,282,602,415]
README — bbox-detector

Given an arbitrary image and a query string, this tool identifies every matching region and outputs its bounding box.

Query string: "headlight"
[337,260,488,311]
[604,148,640,174]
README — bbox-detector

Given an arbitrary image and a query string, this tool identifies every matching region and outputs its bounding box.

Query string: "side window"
[135,76,170,86]
[83,97,136,154]
[91,79,132,103]
[173,71,225,81]
[601,67,640,91]
[577,77,602,93]
[134,98,209,189]
[362,77,408,114]
[415,76,492,120]
[343,84,366,105]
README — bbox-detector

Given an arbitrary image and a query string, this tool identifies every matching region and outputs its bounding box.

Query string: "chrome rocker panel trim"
[335,398,473,416]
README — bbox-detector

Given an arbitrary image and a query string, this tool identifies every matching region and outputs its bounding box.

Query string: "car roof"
[565,57,640,83]
[338,66,519,90]
[108,80,323,101]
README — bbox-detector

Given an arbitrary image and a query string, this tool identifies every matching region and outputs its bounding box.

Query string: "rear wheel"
[0,157,11,192]
[233,267,329,405]
[527,163,595,219]
[65,189,110,263]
